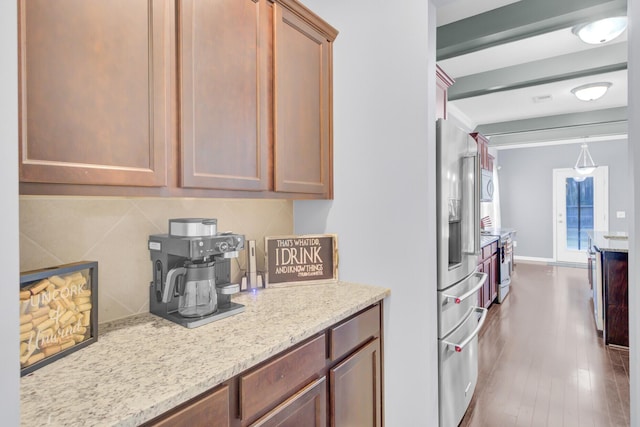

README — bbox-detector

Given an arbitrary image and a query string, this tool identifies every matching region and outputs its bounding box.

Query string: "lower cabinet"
[330,338,382,427]
[143,304,383,427]
[602,251,628,347]
[478,242,498,308]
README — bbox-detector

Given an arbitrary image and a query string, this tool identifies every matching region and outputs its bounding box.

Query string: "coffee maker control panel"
[190,235,245,258]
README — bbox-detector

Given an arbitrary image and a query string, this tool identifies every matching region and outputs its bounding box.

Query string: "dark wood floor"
[460,262,630,427]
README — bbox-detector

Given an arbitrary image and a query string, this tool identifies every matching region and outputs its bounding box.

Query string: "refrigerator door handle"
[462,153,481,255]
[443,272,488,304]
[443,307,488,353]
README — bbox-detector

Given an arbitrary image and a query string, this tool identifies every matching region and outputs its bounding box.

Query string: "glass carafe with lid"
[164,261,217,317]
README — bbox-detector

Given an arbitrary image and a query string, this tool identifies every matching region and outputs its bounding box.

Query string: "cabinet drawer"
[145,384,230,427]
[239,334,326,421]
[329,304,380,362]
[249,377,327,427]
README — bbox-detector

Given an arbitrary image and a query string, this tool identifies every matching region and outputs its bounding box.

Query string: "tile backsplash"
[20,197,293,324]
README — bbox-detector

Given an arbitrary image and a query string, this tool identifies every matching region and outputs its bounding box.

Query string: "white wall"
[628,0,639,424]
[294,1,439,425]
[1,0,20,423]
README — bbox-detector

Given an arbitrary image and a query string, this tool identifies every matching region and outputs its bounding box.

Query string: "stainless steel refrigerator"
[436,118,488,427]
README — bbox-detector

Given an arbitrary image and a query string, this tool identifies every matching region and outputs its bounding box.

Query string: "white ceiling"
[435,0,628,146]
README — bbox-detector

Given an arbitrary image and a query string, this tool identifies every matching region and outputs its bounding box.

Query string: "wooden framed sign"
[265,234,338,288]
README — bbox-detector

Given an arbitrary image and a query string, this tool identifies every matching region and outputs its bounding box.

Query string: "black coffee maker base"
[156,302,245,328]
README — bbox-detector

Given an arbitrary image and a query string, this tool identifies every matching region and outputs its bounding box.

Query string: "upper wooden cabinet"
[18,0,172,187]
[178,0,270,191]
[272,0,337,196]
[470,132,491,171]
[19,0,338,199]
[436,65,454,120]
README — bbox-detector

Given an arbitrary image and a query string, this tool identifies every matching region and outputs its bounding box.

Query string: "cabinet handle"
[443,272,487,304]
[442,307,488,353]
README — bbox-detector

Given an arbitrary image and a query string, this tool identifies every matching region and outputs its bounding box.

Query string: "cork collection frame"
[264,234,338,288]
[19,261,98,376]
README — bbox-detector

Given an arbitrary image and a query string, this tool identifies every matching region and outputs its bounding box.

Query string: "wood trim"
[270,0,338,41]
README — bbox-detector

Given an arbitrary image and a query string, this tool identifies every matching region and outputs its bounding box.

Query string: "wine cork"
[30,279,50,295]
[58,310,74,326]
[30,306,49,319]
[60,340,75,351]
[19,323,32,334]
[73,335,86,343]
[36,318,55,332]
[77,289,92,298]
[49,275,66,288]
[26,353,45,365]
[20,330,33,342]
[74,297,91,306]
[43,346,62,357]
[77,303,92,312]
[20,290,31,300]
[20,314,33,325]
[81,312,91,327]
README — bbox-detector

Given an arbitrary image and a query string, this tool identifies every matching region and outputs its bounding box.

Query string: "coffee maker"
[148,218,245,328]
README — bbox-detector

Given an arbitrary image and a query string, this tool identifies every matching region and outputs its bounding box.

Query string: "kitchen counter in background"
[589,231,629,253]
[21,281,390,426]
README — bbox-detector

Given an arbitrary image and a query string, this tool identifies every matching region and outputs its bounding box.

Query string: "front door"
[553,167,608,263]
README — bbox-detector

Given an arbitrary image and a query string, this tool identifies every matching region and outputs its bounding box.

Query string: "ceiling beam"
[437,0,628,60]
[447,43,628,100]
[476,107,627,146]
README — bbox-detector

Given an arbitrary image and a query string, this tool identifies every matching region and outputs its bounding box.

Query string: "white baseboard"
[514,255,554,264]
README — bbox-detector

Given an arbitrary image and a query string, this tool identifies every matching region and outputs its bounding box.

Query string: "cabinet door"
[272,0,337,195]
[330,338,382,427]
[179,0,269,190]
[250,377,327,427]
[146,384,230,427]
[490,253,498,303]
[482,258,492,308]
[477,262,484,307]
[603,252,628,346]
[19,0,171,187]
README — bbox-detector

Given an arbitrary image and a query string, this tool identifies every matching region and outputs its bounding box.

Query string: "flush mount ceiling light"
[572,16,628,44]
[571,82,612,101]
[574,143,598,175]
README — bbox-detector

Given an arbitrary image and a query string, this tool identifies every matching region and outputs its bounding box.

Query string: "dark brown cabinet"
[436,65,454,120]
[143,303,383,427]
[470,132,492,171]
[18,0,172,187]
[178,0,270,191]
[19,0,338,199]
[330,338,382,427]
[478,241,498,308]
[602,251,628,347]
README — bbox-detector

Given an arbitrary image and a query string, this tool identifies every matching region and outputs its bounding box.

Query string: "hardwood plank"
[460,262,630,427]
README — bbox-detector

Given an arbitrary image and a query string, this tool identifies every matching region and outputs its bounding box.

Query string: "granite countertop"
[481,235,499,247]
[589,231,629,253]
[21,281,390,427]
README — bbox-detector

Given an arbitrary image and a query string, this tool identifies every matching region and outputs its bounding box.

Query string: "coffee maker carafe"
[164,261,217,318]
[148,218,245,328]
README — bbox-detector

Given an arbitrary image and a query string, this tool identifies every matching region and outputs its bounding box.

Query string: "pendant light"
[574,143,597,175]
[572,16,628,44]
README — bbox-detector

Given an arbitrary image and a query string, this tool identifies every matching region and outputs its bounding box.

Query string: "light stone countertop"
[21,281,390,427]
[588,231,629,253]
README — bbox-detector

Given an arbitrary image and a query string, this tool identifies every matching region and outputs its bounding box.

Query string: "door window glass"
[565,177,594,250]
